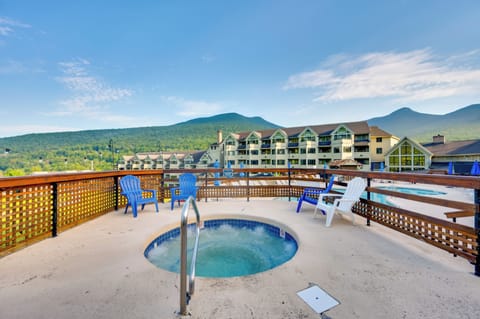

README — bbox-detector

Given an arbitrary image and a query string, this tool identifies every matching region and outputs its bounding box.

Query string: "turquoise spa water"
[145,220,298,278]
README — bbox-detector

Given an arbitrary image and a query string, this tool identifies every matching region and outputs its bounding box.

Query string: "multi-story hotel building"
[221,121,398,171]
[117,121,400,171]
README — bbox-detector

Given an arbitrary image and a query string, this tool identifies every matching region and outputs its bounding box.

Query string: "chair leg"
[154,202,159,213]
[314,205,327,218]
[132,204,138,218]
[325,209,334,227]
[124,203,129,214]
[296,197,304,213]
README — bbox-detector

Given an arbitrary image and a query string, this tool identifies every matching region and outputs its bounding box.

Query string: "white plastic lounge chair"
[313,177,367,227]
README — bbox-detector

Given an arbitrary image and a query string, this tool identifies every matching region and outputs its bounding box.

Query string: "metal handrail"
[179,196,201,316]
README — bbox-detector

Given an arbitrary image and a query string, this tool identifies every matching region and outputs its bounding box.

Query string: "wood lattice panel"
[117,175,163,208]
[354,200,477,263]
[0,184,53,254]
[196,185,295,199]
[57,178,114,232]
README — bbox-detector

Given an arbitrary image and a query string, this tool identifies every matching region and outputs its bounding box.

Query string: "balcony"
[354,138,370,143]
[318,141,331,146]
[0,169,479,318]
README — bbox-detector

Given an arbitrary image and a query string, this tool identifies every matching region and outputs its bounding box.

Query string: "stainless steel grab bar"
[179,196,201,315]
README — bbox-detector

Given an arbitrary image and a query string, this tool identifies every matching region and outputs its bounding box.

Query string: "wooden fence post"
[114,176,119,211]
[474,188,479,276]
[366,178,371,226]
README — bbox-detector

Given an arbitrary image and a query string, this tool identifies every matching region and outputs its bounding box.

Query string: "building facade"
[222,121,399,171]
[385,134,480,173]
[117,122,400,171]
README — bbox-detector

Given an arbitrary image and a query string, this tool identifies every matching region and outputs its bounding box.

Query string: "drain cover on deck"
[297,285,340,314]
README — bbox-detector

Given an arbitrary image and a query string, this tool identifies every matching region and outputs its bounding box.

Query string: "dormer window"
[300,129,316,142]
[333,126,352,140]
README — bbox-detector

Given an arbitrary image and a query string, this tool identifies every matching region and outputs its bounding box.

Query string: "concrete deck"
[0,199,479,319]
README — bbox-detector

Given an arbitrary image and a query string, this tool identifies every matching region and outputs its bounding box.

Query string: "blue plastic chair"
[170,173,198,210]
[296,175,335,213]
[120,175,159,218]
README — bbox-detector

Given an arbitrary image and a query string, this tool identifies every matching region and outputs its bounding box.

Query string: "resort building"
[117,151,210,170]
[221,121,399,171]
[117,122,400,171]
[385,134,480,173]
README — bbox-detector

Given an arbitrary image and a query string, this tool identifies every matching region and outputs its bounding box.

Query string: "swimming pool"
[377,186,446,196]
[145,219,298,278]
[308,185,447,206]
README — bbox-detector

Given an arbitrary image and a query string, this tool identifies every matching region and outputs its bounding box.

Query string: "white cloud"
[55,58,133,118]
[162,96,224,117]
[284,49,480,103]
[0,17,31,36]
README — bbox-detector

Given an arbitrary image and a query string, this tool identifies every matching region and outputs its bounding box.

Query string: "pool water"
[330,185,446,206]
[145,219,298,278]
[377,186,446,196]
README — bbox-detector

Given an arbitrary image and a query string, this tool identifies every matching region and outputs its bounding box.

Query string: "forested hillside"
[0,113,279,176]
[368,104,480,142]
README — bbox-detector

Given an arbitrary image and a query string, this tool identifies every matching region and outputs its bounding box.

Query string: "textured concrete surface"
[0,197,478,319]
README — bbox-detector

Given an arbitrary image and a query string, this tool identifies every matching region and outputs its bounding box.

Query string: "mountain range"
[0,105,478,175]
[368,104,480,142]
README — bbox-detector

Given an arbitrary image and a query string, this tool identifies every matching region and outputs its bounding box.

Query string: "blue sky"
[1,0,480,137]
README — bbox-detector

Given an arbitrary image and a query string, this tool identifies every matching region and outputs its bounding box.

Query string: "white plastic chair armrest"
[317,193,343,202]
[332,198,356,207]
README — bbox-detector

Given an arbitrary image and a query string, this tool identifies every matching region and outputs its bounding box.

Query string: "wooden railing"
[1,168,479,275]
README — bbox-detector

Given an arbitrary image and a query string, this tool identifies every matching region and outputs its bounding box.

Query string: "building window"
[247,137,259,144]
[387,140,427,172]
[251,150,259,155]
[307,159,316,165]
[277,159,285,165]
[300,130,316,142]
[376,137,382,142]
[376,148,383,154]
[300,148,306,154]
[333,126,352,140]
[319,136,331,143]
[333,147,340,153]
[289,159,299,165]
[272,132,286,143]
[343,146,352,153]
[413,156,425,166]
[300,160,307,165]
[308,147,316,154]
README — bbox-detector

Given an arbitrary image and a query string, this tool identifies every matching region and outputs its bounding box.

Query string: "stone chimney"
[217,130,223,144]
[433,134,445,144]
